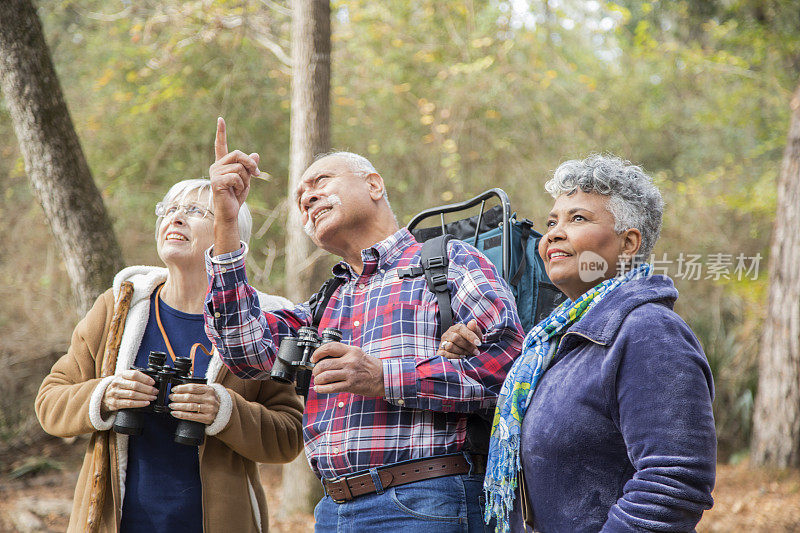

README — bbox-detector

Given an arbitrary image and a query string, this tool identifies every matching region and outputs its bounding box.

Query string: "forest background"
[0,0,798,529]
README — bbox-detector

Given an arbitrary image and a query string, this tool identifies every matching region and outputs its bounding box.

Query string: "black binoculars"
[271,326,342,396]
[112,351,207,446]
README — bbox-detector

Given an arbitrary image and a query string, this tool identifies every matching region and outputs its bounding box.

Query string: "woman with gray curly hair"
[482,154,717,532]
[441,154,717,532]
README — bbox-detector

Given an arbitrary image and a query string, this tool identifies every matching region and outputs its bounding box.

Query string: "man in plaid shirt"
[205,118,523,532]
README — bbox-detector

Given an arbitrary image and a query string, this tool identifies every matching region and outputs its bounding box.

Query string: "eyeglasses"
[155,202,214,219]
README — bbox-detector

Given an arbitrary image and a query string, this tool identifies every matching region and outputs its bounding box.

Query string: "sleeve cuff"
[206,242,249,266]
[206,383,233,436]
[89,376,117,431]
[383,358,419,406]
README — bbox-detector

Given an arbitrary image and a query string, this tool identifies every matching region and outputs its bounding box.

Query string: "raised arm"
[204,246,314,380]
[209,117,260,255]
[204,118,309,379]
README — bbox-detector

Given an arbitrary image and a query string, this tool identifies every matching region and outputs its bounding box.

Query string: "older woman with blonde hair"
[36,178,304,532]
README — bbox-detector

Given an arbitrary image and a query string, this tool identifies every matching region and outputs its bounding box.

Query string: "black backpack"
[408,188,566,333]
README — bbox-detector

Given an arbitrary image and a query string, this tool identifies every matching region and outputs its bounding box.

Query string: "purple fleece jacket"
[511,274,716,532]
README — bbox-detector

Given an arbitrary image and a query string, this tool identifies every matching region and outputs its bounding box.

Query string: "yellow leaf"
[95,68,115,89]
[471,37,493,48]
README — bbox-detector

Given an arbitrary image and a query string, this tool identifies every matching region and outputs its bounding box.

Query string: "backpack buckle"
[430,273,448,291]
[398,265,424,279]
[425,257,446,269]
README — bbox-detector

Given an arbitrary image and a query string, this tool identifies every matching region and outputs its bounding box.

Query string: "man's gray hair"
[316,151,377,175]
[156,178,253,244]
[315,151,389,202]
[545,154,664,261]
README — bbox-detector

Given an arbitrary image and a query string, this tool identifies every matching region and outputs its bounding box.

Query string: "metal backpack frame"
[406,188,514,332]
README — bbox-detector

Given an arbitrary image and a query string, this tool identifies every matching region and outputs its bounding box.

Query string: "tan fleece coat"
[35,266,304,533]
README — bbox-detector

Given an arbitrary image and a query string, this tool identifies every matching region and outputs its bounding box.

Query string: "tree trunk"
[0,0,124,315]
[750,82,800,467]
[280,0,331,517]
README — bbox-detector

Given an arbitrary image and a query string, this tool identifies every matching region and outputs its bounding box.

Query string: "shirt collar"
[331,227,417,279]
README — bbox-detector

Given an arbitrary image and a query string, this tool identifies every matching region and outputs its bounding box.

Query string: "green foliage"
[38,0,294,288]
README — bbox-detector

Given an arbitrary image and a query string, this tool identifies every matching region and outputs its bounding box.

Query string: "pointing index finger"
[215,117,228,161]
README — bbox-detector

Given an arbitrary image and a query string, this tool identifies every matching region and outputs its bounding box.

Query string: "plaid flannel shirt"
[204,228,523,480]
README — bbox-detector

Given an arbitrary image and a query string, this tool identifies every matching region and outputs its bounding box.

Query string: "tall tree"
[750,82,800,467]
[280,0,331,516]
[0,0,123,314]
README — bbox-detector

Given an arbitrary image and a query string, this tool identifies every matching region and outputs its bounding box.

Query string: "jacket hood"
[113,265,168,305]
[568,274,679,346]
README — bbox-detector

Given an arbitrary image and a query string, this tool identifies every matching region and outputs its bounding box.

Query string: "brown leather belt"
[322,454,486,504]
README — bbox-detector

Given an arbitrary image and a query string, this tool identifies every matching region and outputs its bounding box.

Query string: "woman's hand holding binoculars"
[101,370,219,424]
[169,383,220,425]
[101,370,158,416]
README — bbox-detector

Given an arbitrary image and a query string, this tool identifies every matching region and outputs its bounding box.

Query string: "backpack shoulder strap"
[509,219,533,287]
[308,276,346,328]
[411,236,491,449]
[420,234,454,332]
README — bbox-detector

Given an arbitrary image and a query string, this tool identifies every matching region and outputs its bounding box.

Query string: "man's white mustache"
[304,194,343,237]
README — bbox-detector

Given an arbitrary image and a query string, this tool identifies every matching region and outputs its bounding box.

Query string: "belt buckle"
[326,477,348,504]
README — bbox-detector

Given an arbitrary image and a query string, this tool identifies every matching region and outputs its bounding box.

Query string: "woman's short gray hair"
[155,178,252,244]
[545,154,664,261]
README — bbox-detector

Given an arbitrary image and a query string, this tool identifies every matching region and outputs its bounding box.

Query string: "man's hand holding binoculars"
[311,343,386,398]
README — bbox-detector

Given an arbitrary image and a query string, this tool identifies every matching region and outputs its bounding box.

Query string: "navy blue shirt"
[120,290,212,533]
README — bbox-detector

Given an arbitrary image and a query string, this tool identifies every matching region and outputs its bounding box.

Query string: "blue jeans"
[314,473,492,533]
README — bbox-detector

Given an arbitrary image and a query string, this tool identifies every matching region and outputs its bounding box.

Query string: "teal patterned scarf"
[483,263,653,533]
